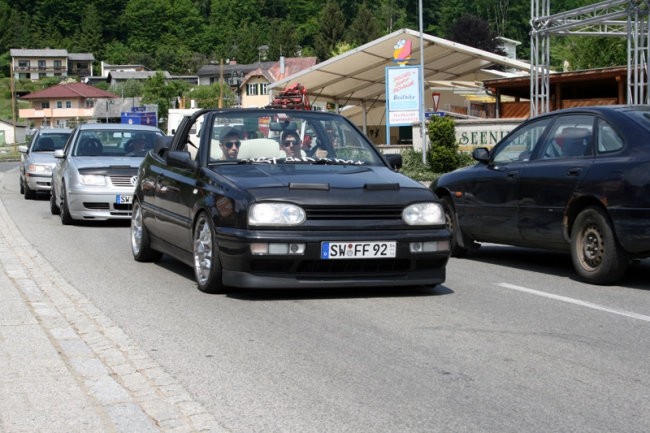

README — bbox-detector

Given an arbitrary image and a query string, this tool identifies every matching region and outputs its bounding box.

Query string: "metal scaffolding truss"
[530,0,650,115]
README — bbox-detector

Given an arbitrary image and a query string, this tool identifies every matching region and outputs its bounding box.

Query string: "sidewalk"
[0,198,228,432]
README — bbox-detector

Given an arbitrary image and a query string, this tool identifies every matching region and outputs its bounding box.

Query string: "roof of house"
[10,48,69,57]
[197,61,276,77]
[107,71,172,80]
[20,82,118,100]
[68,53,95,61]
[240,57,318,86]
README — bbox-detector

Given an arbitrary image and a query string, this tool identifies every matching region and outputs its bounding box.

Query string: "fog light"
[268,243,289,254]
[409,240,450,253]
[250,243,269,255]
[289,243,305,254]
[250,243,306,255]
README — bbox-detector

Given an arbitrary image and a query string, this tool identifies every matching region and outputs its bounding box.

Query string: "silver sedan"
[50,123,164,224]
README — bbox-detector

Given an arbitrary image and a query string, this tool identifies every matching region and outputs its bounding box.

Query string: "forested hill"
[0,0,626,76]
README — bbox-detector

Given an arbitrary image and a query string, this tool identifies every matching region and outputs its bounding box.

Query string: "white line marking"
[497,283,650,323]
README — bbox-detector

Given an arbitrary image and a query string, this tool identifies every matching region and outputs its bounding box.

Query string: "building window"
[39,73,46,79]
[85,99,94,108]
[18,60,30,70]
[247,83,259,96]
[38,60,46,70]
[57,101,62,108]
[54,60,62,70]
[66,101,72,108]
[41,102,50,109]
[261,83,269,95]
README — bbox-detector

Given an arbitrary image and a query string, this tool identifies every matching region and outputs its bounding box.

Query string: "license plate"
[321,241,396,259]
[116,194,132,204]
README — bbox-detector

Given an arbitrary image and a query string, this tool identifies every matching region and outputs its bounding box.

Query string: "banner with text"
[385,66,421,127]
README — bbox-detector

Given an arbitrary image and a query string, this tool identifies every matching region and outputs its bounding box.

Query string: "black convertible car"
[131,108,450,293]
[432,105,650,285]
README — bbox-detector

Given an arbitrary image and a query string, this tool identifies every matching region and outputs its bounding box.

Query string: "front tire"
[24,180,35,200]
[193,213,225,294]
[50,187,60,215]
[59,183,75,225]
[441,196,468,257]
[131,200,162,262]
[570,206,628,285]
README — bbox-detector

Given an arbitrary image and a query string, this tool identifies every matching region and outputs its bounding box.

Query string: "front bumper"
[25,173,53,192]
[67,189,134,220]
[216,228,450,289]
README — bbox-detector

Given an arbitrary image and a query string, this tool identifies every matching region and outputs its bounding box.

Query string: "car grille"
[303,205,403,220]
[110,175,135,187]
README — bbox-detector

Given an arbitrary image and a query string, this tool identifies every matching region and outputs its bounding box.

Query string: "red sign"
[432,92,440,112]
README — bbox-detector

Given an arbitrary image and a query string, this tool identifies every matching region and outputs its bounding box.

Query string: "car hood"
[72,156,144,169]
[214,163,433,203]
[27,152,57,166]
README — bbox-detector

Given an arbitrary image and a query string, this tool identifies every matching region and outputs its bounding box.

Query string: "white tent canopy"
[270,28,531,127]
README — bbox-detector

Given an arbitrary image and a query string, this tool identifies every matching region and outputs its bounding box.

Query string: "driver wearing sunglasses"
[280,131,302,157]
[219,127,241,160]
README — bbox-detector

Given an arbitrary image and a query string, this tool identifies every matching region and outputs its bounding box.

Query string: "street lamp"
[105,99,113,123]
[258,45,269,63]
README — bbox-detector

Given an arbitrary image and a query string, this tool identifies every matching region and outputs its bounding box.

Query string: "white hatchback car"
[50,123,164,225]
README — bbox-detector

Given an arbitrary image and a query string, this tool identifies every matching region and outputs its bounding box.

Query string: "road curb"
[0,195,229,432]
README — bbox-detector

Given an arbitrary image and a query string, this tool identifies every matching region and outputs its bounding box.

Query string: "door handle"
[567,168,582,176]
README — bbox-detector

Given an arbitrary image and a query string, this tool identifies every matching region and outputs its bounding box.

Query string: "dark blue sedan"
[432,105,650,285]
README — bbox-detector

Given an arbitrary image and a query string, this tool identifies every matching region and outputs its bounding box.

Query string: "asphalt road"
[1,161,649,433]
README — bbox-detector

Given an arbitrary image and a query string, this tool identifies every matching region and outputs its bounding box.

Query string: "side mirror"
[53,149,65,159]
[472,147,490,163]
[384,153,403,171]
[154,136,173,156]
[167,150,197,170]
[18,145,28,153]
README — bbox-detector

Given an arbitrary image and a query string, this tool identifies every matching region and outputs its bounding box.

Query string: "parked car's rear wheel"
[193,213,225,294]
[441,195,468,257]
[50,187,60,215]
[571,206,628,284]
[131,199,162,262]
[59,183,75,225]
[19,177,24,194]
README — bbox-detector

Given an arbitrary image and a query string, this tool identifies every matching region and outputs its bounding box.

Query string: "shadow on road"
[454,244,649,290]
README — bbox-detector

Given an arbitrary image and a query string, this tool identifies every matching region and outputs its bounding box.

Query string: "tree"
[314,1,346,60]
[446,14,505,55]
[141,72,188,129]
[73,4,103,59]
[348,2,380,46]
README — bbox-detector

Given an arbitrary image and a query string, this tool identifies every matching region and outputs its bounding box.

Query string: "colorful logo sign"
[393,39,412,65]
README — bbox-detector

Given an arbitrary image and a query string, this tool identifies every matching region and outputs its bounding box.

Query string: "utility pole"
[219,59,224,108]
[10,57,17,149]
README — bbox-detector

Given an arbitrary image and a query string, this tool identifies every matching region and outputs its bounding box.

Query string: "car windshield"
[32,132,70,151]
[73,129,162,157]
[204,111,384,165]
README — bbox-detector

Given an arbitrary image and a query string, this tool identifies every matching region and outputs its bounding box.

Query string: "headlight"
[27,163,52,175]
[79,174,106,186]
[249,203,306,226]
[402,202,445,225]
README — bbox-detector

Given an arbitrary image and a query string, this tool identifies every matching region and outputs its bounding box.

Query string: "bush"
[427,115,460,173]
[397,116,476,181]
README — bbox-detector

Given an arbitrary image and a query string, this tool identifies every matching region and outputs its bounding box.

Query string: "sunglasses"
[282,140,297,147]
[223,141,240,149]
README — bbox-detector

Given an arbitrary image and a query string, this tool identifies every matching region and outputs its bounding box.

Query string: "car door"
[459,117,553,243]
[153,113,207,252]
[517,114,595,247]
